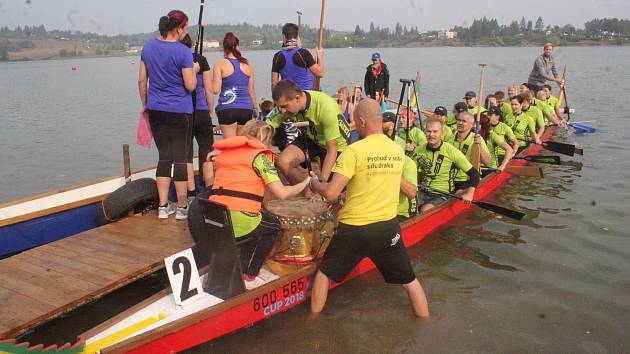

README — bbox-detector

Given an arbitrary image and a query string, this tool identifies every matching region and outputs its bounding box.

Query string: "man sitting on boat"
[382,112,418,222]
[267,80,350,183]
[208,120,310,289]
[309,98,429,318]
[464,91,487,116]
[411,117,480,212]
[395,107,426,154]
[445,111,491,193]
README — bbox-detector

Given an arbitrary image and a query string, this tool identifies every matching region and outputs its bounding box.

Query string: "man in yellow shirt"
[309,99,429,318]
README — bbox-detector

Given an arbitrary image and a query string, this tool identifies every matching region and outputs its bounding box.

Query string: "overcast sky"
[0,0,628,35]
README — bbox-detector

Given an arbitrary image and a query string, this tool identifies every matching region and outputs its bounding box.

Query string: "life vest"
[209,136,274,213]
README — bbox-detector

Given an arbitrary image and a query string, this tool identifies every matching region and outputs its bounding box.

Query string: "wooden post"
[123,144,131,183]
[312,0,326,91]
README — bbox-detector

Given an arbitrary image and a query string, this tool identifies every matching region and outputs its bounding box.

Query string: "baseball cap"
[487,106,503,117]
[463,91,476,99]
[434,106,448,116]
[371,52,381,60]
[382,111,397,123]
[454,102,468,113]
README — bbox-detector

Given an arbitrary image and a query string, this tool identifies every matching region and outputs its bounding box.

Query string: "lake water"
[2,46,630,353]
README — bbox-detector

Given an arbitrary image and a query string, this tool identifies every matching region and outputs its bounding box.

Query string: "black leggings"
[188,110,214,163]
[238,211,281,276]
[148,110,191,181]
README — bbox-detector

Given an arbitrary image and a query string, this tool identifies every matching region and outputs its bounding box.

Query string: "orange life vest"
[208,136,274,213]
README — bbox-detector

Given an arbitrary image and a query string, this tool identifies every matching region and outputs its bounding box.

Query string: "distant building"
[252,39,263,46]
[437,30,457,39]
[203,40,220,49]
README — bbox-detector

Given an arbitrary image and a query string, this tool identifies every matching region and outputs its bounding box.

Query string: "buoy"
[71,64,77,71]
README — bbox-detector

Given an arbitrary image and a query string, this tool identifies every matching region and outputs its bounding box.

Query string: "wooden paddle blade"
[471,142,481,171]
[504,166,543,177]
[473,200,526,220]
[575,147,584,155]
[542,141,575,156]
[515,155,562,164]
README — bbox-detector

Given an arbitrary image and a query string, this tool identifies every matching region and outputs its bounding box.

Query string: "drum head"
[266,197,332,230]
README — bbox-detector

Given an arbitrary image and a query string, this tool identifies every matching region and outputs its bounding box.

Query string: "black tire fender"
[95,178,158,226]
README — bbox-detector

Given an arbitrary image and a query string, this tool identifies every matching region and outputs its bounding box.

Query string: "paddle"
[412,71,423,130]
[312,0,326,91]
[513,155,562,165]
[482,166,543,177]
[569,123,595,133]
[471,64,488,172]
[426,188,526,221]
[542,141,582,156]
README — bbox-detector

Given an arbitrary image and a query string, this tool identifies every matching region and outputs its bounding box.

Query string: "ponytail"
[158,10,189,38]
[223,32,248,64]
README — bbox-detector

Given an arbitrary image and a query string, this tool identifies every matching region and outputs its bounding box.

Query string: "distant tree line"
[0,17,628,61]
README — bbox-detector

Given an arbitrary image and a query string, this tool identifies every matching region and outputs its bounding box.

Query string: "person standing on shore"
[212,33,257,139]
[527,43,564,94]
[271,23,324,91]
[138,10,198,220]
[364,53,389,101]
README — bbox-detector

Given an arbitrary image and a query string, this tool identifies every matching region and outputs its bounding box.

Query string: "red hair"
[223,32,248,64]
[159,10,188,38]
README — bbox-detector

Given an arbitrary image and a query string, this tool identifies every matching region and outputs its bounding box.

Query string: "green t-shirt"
[534,99,553,125]
[500,101,512,120]
[398,156,418,218]
[485,131,506,169]
[506,112,536,147]
[525,105,545,130]
[445,114,458,133]
[411,141,472,193]
[445,132,489,182]
[548,95,560,109]
[468,106,487,116]
[396,126,427,150]
[393,134,406,150]
[231,153,280,238]
[442,124,453,140]
[490,122,516,157]
[266,90,348,152]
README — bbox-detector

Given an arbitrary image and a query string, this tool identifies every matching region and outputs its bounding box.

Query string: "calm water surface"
[2,47,630,353]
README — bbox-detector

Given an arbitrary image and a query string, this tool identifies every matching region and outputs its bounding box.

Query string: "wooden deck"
[0,212,193,339]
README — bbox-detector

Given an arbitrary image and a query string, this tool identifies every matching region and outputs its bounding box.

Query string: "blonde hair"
[241,120,275,147]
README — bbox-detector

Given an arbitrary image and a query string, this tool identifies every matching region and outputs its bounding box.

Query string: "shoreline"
[2,40,626,63]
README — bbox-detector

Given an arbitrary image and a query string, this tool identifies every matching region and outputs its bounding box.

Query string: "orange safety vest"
[209,136,274,213]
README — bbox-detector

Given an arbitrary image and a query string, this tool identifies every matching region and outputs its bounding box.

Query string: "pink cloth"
[136,110,152,148]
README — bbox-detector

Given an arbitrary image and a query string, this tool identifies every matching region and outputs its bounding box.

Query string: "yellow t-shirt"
[333,134,404,226]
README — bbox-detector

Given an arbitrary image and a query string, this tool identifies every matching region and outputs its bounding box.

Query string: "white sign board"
[164,248,204,307]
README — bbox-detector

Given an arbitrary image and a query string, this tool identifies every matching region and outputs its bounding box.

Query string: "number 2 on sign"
[164,248,203,306]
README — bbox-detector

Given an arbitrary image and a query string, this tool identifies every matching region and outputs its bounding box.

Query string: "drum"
[265,198,334,275]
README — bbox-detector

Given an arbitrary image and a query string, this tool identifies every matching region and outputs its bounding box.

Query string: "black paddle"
[513,155,562,165]
[541,141,580,156]
[426,188,526,221]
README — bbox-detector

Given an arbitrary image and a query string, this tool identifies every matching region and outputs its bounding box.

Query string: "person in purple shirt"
[180,34,215,192]
[271,23,324,91]
[212,33,257,138]
[138,10,199,220]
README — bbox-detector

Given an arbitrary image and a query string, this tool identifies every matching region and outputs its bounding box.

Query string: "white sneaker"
[244,275,267,290]
[175,205,188,220]
[158,202,176,219]
[259,267,279,282]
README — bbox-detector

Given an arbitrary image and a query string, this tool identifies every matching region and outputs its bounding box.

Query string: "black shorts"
[188,109,214,162]
[319,218,416,285]
[289,134,328,168]
[216,108,254,126]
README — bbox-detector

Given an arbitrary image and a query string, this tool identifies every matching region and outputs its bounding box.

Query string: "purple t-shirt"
[141,38,194,114]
